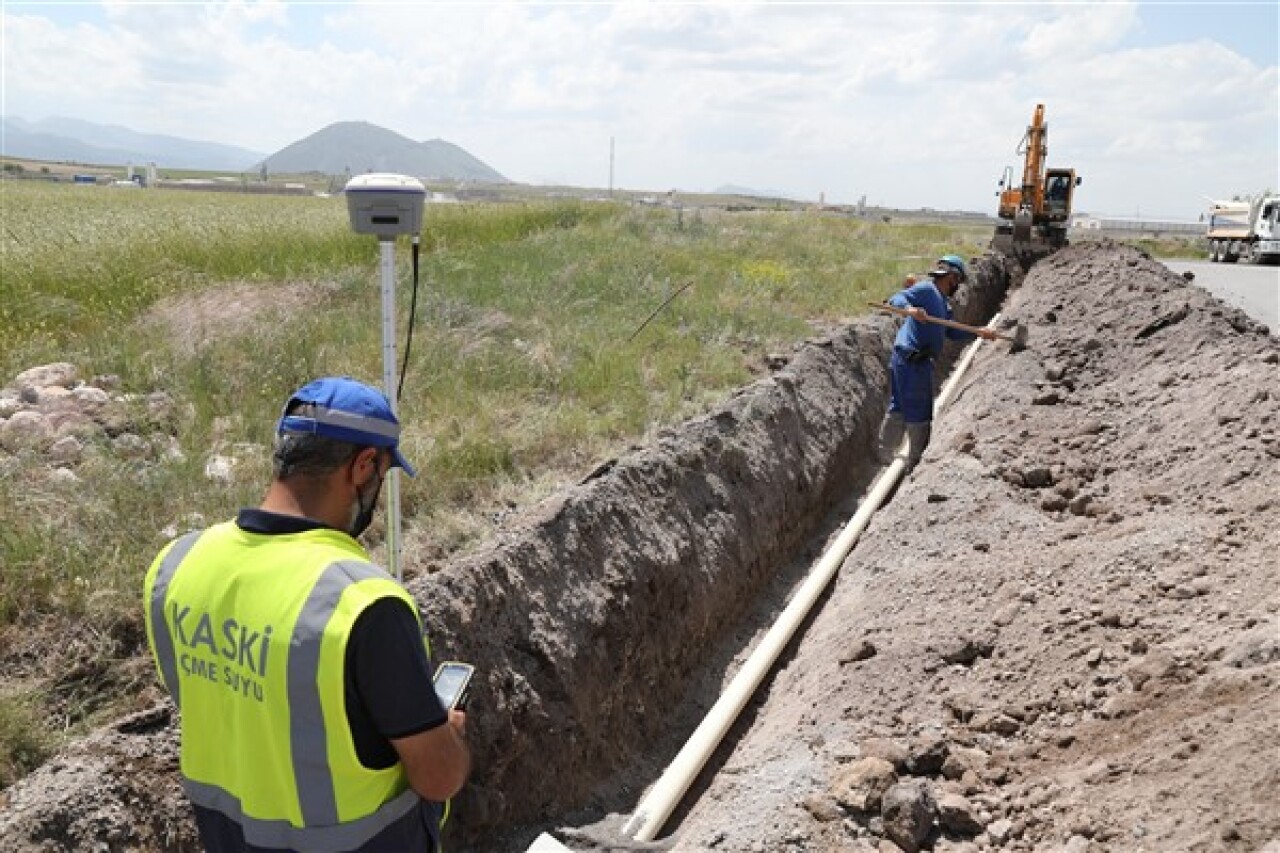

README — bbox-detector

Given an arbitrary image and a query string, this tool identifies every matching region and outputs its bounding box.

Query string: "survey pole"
[345,173,425,582]
[379,238,403,580]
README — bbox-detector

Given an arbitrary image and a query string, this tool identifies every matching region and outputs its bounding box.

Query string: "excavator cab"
[1043,169,1079,221]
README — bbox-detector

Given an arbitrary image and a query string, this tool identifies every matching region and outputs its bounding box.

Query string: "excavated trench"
[3,242,1277,853]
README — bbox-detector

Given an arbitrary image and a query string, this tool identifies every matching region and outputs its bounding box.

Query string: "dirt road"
[1161,260,1279,331]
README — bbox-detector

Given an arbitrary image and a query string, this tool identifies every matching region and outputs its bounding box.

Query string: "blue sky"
[1130,2,1275,65]
[3,1,1276,219]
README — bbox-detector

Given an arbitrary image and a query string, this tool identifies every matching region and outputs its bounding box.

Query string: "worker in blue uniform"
[876,254,996,469]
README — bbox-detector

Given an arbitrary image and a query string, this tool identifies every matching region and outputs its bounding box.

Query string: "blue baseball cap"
[930,254,968,283]
[276,377,416,477]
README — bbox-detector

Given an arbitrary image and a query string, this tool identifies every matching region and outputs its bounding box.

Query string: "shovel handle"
[868,302,1011,342]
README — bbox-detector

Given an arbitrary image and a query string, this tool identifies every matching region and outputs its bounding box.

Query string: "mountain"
[2,116,508,183]
[1,116,265,171]
[260,121,507,183]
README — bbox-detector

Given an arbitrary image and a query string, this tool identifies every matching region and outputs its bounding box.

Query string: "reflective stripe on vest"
[147,529,205,705]
[182,779,420,853]
[289,559,393,828]
[147,529,429,851]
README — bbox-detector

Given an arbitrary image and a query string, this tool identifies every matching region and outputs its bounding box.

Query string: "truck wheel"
[1209,240,1220,262]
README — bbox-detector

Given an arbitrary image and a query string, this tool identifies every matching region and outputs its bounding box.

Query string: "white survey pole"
[621,319,999,842]
[344,173,426,582]
[379,238,403,580]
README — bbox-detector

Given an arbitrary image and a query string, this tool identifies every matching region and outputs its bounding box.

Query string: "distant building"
[1072,213,1201,235]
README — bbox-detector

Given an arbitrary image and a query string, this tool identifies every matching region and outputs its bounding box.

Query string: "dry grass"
[141,277,349,355]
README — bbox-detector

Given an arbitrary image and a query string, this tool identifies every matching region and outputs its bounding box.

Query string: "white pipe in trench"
[621,318,998,842]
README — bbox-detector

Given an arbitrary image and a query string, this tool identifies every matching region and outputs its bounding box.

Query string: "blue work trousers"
[887,348,935,424]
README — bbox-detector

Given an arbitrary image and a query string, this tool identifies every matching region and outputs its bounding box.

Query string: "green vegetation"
[1127,235,1208,260]
[0,179,987,781]
[1070,229,1208,261]
[0,692,55,788]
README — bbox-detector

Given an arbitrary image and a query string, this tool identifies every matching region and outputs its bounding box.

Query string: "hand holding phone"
[433,661,475,711]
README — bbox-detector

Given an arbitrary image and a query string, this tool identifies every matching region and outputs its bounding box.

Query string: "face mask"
[347,466,384,539]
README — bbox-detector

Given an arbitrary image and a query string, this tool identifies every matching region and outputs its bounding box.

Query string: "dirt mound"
[0,706,196,851]
[7,243,1276,852]
[658,241,1279,852]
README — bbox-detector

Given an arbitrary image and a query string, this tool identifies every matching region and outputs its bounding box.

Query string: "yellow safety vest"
[143,521,433,852]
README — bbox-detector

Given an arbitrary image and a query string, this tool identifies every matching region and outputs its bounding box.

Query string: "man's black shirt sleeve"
[345,597,449,770]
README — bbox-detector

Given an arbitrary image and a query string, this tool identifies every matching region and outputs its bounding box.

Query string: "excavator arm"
[1018,104,1048,219]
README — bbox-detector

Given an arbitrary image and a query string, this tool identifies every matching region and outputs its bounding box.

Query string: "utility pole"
[609,136,615,198]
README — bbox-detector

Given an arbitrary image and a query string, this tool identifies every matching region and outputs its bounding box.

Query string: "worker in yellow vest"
[143,376,470,852]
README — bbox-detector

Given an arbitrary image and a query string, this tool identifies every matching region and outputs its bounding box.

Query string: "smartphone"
[433,661,474,711]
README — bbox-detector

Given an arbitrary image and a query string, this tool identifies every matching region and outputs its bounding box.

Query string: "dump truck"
[992,104,1081,262]
[1206,195,1280,264]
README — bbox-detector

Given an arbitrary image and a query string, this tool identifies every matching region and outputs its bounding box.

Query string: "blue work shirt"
[887,279,973,358]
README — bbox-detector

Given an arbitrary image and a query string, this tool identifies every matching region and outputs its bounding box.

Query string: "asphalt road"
[1161,259,1280,331]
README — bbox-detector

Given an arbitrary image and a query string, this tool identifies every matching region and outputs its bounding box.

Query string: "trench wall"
[0,256,1014,851]
[410,255,1015,842]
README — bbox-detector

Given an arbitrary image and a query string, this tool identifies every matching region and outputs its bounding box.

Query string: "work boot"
[904,422,932,471]
[876,412,905,464]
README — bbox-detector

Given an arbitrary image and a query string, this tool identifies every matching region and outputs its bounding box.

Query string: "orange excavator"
[992,104,1081,261]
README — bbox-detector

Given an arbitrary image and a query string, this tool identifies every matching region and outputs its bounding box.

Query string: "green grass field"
[0,177,990,784]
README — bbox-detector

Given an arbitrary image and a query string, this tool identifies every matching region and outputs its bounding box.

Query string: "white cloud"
[1018,2,1136,61]
[2,0,1275,218]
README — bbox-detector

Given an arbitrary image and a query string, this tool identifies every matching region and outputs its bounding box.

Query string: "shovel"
[868,302,1028,352]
